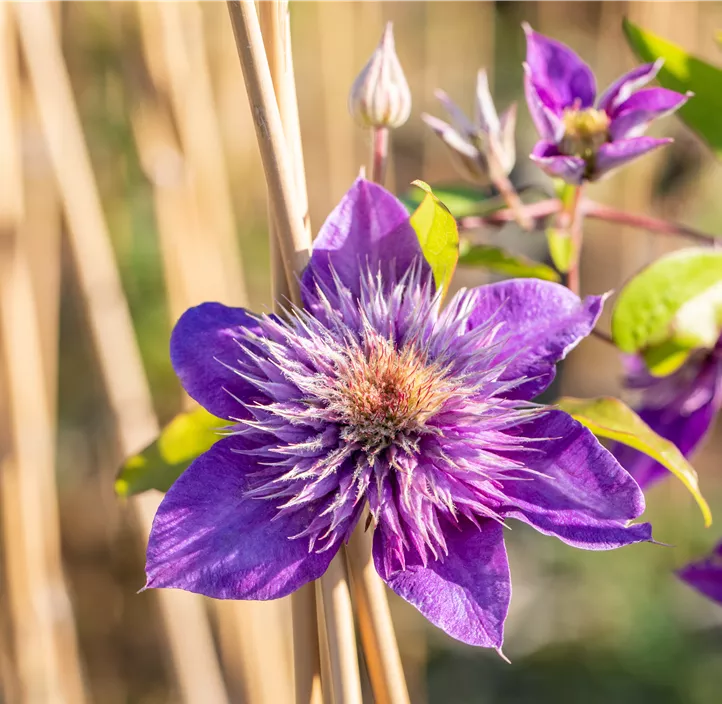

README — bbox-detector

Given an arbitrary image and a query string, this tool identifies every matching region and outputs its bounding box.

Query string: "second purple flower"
[524,23,689,184]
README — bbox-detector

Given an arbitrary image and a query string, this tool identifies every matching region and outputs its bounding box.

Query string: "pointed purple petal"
[597,61,663,114]
[524,68,565,142]
[301,178,427,302]
[493,410,652,550]
[609,88,689,140]
[145,439,340,599]
[613,355,722,488]
[677,542,722,606]
[170,302,270,420]
[530,140,586,184]
[450,279,603,400]
[593,137,672,181]
[523,24,596,110]
[373,519,510,648]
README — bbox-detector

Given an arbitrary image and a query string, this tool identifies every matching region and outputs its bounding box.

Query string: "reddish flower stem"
[566,185,585,296]
[583,201,716,245]
[371,126,389,185]
[457,198,561,231]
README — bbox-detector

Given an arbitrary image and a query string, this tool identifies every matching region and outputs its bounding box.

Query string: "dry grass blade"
[14,3,229,703]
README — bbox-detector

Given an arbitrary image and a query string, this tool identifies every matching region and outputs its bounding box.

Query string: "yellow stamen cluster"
[560,108,611,160]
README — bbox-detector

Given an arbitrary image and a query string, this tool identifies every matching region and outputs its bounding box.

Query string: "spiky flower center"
[326,333,454,456]
[559,107,610,159]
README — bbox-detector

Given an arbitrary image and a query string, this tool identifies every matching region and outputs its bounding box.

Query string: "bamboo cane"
[14,4,230,703]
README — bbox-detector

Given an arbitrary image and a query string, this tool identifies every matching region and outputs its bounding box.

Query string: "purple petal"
[492,410,652,550]
[524,68,565,142]
[530,140,586,184]
[613,357,722,488]
[170,302,269,420]
[301,178,427,302]
[597,61,663,114]
[373,519,510,648]
[593,137,672,181]
[609,88,689,140]
[452,279,604,400]
[145,439,340,599]
[677,542,722,606]
[523,24,596,111]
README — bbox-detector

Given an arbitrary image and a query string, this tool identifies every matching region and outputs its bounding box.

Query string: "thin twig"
[346,526,410,704]
[259,2,322,702]
[583,200,717,245]
[15,4,230,703]
[319,555,363,704]
[226,0,310,304]
[457,198,561,231]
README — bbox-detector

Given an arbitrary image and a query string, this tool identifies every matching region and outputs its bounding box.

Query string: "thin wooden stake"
[14,4,230,703]
[226,0,310,304]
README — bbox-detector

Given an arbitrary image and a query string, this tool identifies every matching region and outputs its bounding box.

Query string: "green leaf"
[115,407,226,497]
[557,396,712,527]
[623,18,722,156]
[611,248,722,373]
[401,183,494,218]
[546,227,574,274]
[409,180,460,298]
[458,243,560,282]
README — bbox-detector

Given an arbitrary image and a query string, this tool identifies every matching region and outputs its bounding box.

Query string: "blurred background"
[1,1,722,703]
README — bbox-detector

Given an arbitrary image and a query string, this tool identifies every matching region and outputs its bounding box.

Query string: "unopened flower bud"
[349,23,411,129]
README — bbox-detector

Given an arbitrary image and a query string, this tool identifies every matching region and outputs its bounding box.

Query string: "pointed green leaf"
[624,18,722,156]
[458,243,560,282]
[557,396,712,527]
[115,407,226,497]
[401,182,494,218]
[611,248,722,374]
[409,180,460,298]
[545,227,574,274]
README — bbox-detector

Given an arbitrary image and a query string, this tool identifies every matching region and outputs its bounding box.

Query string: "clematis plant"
[524,23,689,184]
[613,346,722,488]
[145,178,652,649]
[678,541,722,606]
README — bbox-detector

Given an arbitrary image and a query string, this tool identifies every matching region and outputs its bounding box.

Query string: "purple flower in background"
[524,24,689,184]
[613,347,722,488]
[678,541,722,606]
[145,178,651,649]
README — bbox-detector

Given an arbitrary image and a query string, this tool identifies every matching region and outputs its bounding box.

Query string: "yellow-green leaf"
[611,248,722,375]
[557,396,712,527]
[545,227,574,274]
[115,407,226,497]
[459,243,560,282]
[409,180,460,299]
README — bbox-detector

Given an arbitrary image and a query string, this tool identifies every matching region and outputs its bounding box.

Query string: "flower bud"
[348,23,411,129]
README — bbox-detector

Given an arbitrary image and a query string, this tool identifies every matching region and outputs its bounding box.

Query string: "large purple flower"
[613,347,722,488]
[678,541,722,606]
[145,178,651,648]
[524,24,689,184]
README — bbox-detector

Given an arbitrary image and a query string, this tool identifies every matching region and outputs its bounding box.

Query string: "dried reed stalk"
[0,6,88,702]
[226,0,310,305]
[259,3,323,703]
[14,4,230,703]
[226,2,364,703]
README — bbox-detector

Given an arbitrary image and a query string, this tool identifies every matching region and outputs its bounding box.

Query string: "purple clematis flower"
[678,541,722,606]
[524,24,689,184]
[613,346,722,488]
[145,178,651,648]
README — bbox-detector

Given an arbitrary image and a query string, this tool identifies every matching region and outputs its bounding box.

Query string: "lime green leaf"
[611,248,722,372]
[409,180,460,298]
[546,227,573,274]
[115,407,226,497]
[624,18,722,156]
[458,243,560,282]
[401,183,494,218]
[558,396,712,527]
